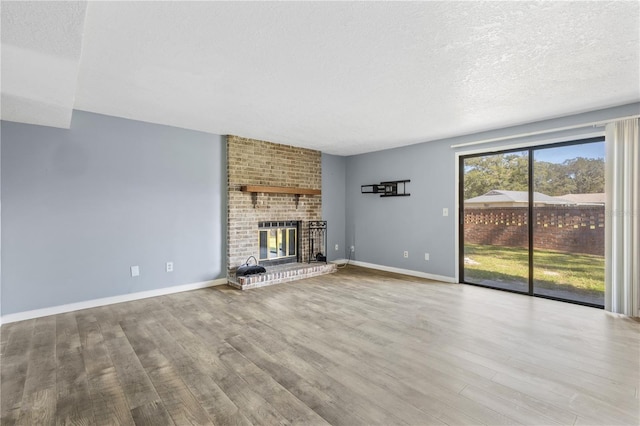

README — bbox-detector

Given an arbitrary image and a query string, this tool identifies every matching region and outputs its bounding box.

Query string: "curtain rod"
[450,114,639,149]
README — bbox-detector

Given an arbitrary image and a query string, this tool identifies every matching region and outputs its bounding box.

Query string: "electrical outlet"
[403,251,409,258]
[166,262,174,272]
[425,253,430,261]
[131,265,140,277]
[335,244,339,251]
[350,246,355,252]
[443,208,449,217]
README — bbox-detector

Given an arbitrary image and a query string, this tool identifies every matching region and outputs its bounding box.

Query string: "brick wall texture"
[227,136,322,277]
[464,206,605,256]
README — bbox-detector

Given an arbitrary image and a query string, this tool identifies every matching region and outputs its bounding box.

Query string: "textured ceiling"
[2,1,639,155]
[1,1,87,128]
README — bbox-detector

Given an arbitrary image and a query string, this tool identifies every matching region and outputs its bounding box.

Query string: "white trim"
[450,115,637,149]
[331,258,350,265]
[347,260,456,283]
[0,278,228,325]
[452,131,604,156]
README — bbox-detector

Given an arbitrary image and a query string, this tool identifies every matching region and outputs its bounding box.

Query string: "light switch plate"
[443,208,449,216]
[131,265,140,277]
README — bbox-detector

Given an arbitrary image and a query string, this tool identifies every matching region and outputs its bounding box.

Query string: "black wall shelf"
[361,180,410,197]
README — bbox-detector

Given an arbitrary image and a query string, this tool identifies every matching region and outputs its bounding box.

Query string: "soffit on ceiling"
[2,1,639,155]
[1,1,87,128]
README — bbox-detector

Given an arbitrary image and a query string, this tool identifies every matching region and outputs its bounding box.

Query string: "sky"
[534,141,605,164]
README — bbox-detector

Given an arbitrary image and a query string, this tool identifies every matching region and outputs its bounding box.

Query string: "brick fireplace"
[226,135,327,285]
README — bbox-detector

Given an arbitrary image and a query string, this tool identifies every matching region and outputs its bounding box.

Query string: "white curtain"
[605,118,639,316]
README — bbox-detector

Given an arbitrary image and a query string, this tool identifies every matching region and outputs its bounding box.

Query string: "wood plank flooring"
[1,266,639,425]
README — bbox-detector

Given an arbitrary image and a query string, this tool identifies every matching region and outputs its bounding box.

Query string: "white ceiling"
[2,1,639,155]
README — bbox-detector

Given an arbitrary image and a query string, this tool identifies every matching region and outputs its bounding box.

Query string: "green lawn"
[463,243,604,298]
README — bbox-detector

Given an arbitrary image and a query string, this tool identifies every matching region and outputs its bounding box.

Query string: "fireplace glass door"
[258,222,298,263]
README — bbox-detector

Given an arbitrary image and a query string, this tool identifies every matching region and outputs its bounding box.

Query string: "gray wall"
[0,127,2,318]
[346,140,456,277]
[345,103,640,280]
[1,111,225,315]
[321,153,346,261]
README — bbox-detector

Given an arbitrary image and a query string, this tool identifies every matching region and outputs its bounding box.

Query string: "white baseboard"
[0,278,228,325]
[346,260,456,283]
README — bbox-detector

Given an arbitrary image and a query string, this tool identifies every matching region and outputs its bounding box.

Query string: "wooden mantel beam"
[241,185,321,196]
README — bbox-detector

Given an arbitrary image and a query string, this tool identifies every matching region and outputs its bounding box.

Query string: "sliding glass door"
[461,150,530,293]
[532,143,605,305]
[460,138,605,307]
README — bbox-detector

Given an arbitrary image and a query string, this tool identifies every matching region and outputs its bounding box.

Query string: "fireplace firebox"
[258,221,300,266]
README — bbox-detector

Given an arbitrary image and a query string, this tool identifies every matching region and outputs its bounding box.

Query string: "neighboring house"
[556,193,605,205]
[464,190,573,208]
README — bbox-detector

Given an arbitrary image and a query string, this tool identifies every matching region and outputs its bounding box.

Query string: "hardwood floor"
[1,266,639,425]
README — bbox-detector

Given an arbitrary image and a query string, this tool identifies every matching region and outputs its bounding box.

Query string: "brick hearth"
[229,262,338,290]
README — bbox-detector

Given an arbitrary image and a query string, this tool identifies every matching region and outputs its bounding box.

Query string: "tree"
[533,161,576,196]
[463,153,529,199]
[564,157,605,194]
[464,155,604,199]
